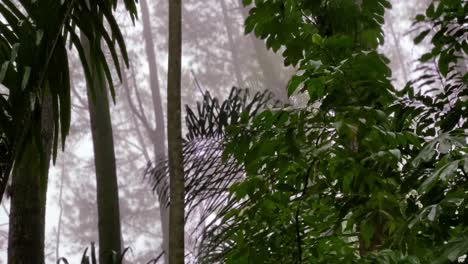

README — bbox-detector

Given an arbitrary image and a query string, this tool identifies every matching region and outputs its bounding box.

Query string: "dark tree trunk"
[167,0,185,262]
[82,35,122,263]
[8,94,53,263]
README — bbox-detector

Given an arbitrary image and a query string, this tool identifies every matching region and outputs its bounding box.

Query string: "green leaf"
[412,141,436,167]
[414,30,430,44]
[389,149,401,159]
[438,52,451,77]
[0,61,9,83]
[360,221,374,249]
[434,237,468,264]
[242,0,252,6]
[21,67,31,90]
[419,160,460,193]
[425,3,435,18]
[35,29,44,46]
[287,75,303,96]
[306,78,325,100]
[311,33,323,45]
[415,14,425,21]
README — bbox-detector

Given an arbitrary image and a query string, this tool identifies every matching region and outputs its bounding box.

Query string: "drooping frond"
[185,87,277,140]
[407,1,468,134]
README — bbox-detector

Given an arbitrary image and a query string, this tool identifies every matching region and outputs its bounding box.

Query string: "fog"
[0,0,431,262]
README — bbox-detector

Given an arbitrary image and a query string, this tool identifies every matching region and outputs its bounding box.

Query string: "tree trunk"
[82,34,122,263]
[140,0,167,161]
[220,0,243,87]
[55,158,65,261]
[387,13,409,84]
[8,93,54,263]
[167,0,185,262]
[140,0,171,261]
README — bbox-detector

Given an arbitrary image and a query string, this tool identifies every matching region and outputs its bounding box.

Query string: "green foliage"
[0,0,138,200]
[200,0,468,263]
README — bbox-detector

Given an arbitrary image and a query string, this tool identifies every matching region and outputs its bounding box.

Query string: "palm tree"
[81,33,123,262]
[0,0,137,261]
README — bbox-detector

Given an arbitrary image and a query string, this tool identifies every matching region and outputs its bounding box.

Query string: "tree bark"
[167,0,185,262]
[8,93,53,263]
[140,0,171,261]
[81,34,122,263]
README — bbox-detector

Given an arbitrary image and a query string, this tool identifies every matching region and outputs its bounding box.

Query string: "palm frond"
[145,87,278,260]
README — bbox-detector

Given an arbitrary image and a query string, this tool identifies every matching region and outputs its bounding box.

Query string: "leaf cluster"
[200,0,468,263]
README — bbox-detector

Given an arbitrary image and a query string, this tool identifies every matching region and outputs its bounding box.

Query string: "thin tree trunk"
[140,1,171,261]
[8,93,54,263]
[55,158,65,261]
[140,0,167,161]
[167,0,185,262]
[81,34,122,263]
[122,59,170,263]
[387,13,409,84]
[220,0,243,87]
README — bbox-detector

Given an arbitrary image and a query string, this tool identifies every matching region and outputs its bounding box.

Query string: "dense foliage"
[200,0,467,263]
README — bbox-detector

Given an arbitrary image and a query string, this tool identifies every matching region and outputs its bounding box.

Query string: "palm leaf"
[146,87,278,260]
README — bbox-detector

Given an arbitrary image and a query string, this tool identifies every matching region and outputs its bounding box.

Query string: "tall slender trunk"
[8,93,54,263]
[82,34,122,263]
[387,13,409,84]
[141,0,167,160]
[55,158,65,261]
[140,0,170,262]
[220,0,243,87]
[167,0,184,262]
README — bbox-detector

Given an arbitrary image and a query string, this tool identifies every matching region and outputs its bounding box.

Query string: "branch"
[123,60,154,136]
